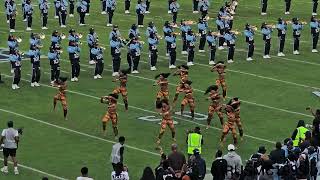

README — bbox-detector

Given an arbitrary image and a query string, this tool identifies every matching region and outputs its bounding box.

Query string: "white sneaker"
[94,75,98,79]
[26,27,32,31]
[1,166,8,174]
[266,55,271,59]
[193,11,199,14]
[12,84,16,90]
[7,20,9,23]
[166,53,169,56]
[209,61,215,65]
[42,26,48,30]
[198,50,205,53]
[312,13,318,16]
[34,82,40,87]
[50,81,55,85]
[132,70,139,74]
[285,11,290,15]
[10,29,15,32]
[31,83,35,87]
[246,57,253,61]
[60,25,66,28]
[227,59,234,63]
[112,72,118,77]
[97,75,102,79]
[101,11,107,14]
[138,25,144,28]
[181,51,188,55]
[54,16,59,19]
[107,23,113,27]
[168,10,172,14]
[293,50,300,55]
[187,62,194,66]
[125,10,130,14]
[15,84,20,89]
[71,78,75,82]
[85,13,90,16]
[218,46,224,50]
[23,18,27,22]
[263,55,267,59]
[69,14,74,17]
[261,12,267,15]
[223,42,227,46]
[79,23,85,26]
[145,11,150,14]
[74,77,79,81]
[14,167,19,175]
[312,49,318,53]
[150,66,157,71]
[277,52,283,57]
[89,60,95,65]
[169,65,176,69]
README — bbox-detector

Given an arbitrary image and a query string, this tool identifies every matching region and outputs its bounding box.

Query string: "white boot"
[1,166,8,174]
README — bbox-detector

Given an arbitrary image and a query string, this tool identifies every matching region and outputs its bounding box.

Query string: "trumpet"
[231,30,240,35]
[184,20,195,25]
[173,32,181,35]
[76,33,83,39]
[210,32,221,36]
[249,26,258,31]
[138,40,145,44]
[265,24,276,28]
[16,37,22,43]
[39,33,46,39]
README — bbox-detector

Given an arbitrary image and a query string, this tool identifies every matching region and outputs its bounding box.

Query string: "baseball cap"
[227,144,235,151]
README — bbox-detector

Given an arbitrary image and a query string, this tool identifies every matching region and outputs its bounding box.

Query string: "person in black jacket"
[307,107,320,146]
[211,150,227,180]
[296,153,309,179]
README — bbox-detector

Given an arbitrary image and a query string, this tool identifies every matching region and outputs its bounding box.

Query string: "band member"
[216,15,225,50]
[211,61,227,99]
[101,94,119,137]
[56,0,68,27]
[313,0,318,16]
[24,0,33,31]
[91,43,104,79]
[180,80,195,119]
[261,0,268,15]
[30,33,43,50]
[220,102,238,146]
[146,21,157,38]
[261,22,273,59]
[173,65,188,104]
[106,0,116,26]
[69,0,75,17]
[5,0,10,23]
[169,0,179,27]
[85,0,90,15]
[145,0,150,13]
[163,21,173,56]
[87,27,98,65]
[224,29,236,63]
[128,24,140,39]
[68,29,81,81]
[101,0,106,13]
[198,18,208,52]
[124,0,130,14]
[205,85,224,128]
[22,0,27,21]
[6,0,16,32]
[53,0,59,18]
[40,0,49,29]
[292,18,304,55]
[230,97,243,139]
[77,0,87,25]
[165,32,177,69]
[206,31,217,65]
[51,30,65,49]
[156,99,176,148]
[129,37,143,73]
[192,0,199,13]
[27,45,41,87]
[154,73,170,110]
[276,18,287,56]
[112,69,130,110]
[199,0,209,19]
[244,23,255,61]
[48,46,61,85]
[109,25,121,40]
[9,50,22,90]
[110,36,125,76]
[136,0,146,27]
[53,77,68,119]
[167,0,172,13]
[8,34,19,54]
[148,33,159,71]
[284,0,291,14]
[180,20,191,54]
[186,30,196,66]
[310,16,320,52]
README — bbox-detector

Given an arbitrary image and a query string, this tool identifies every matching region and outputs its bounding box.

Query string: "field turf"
[0,0,320,179]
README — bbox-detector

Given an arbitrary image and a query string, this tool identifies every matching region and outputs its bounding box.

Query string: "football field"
[0,0,320,179]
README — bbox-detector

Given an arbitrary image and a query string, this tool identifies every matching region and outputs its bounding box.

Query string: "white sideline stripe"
[3,74,276,144]
[0,157,68,180]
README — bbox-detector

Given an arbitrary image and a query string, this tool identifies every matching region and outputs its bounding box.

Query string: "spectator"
[42,177,49,180]
[111,163,129,180]
[296,153,309,180]
[282,138,293,158]
[211,150,227,180]
[269,142,286,180]
[140,166,155,180]
[155,160,175,180]
[223,144,242,180]
[193,149,206,180]
[307,107,320,146]
[167,144,186,179]
[155,153,167,179]
[76,167,93,180]
[0,121,19,175]
[299,131,312,152]
[111,136,125,170]
[291,120,310,147]
[258,159,273,180]
[186,127,203,157]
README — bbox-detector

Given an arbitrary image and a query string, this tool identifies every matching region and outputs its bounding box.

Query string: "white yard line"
[0,157,68,180]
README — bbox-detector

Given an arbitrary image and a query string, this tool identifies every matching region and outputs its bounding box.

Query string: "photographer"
[0,121,21,175]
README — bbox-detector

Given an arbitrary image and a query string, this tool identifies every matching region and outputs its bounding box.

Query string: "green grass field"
[0,0,320,179]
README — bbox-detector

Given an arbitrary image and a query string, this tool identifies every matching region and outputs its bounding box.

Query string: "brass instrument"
[249,26,258,31]
[210,32,221,36]
[60,33,66,39]
[265,24,276,28]
[231,30,240,35]
[16,37,22,43]
[184,20,195,25]
[76,33,83,39]
[173,32,181,35]
[138,40,145,45]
